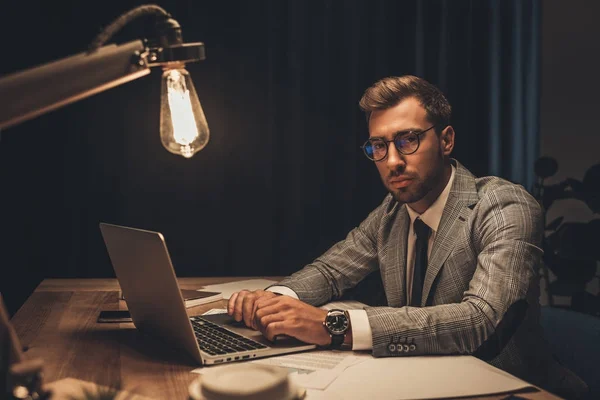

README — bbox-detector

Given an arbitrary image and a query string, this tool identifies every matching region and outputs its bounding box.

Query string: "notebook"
[99,222,316,365]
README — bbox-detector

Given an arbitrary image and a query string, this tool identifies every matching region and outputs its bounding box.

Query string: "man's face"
[368,97,454,212]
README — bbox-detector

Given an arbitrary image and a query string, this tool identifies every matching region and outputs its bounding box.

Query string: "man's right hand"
[227,290,278,329]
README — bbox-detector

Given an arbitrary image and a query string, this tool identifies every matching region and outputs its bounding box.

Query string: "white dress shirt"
[269,165,456,350]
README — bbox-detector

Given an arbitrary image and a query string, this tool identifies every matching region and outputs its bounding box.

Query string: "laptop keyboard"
[190,316,268,356]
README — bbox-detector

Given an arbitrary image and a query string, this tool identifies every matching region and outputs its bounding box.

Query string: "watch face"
[325,310,349,334]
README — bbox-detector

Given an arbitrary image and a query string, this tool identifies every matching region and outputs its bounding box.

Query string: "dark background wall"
[539,0,600,305]
[0,0,553,316]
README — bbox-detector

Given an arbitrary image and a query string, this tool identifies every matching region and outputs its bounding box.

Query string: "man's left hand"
[253,295,330,346]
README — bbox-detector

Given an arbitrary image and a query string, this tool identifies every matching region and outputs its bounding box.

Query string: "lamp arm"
[0,4,205,136]
[0,40,150,131]
[88,4,170,52]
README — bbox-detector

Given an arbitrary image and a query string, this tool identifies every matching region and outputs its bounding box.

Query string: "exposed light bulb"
[160,67,209,158]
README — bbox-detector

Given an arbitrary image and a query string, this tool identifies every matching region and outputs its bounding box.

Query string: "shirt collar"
[406,164,456,233]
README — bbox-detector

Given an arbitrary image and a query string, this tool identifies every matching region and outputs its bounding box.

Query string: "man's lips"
[389,177,412,188]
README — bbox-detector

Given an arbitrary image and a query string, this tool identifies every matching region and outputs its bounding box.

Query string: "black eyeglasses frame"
[360,125,437,161]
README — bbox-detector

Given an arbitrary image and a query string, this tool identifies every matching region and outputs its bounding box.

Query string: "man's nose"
[386,143,406,169]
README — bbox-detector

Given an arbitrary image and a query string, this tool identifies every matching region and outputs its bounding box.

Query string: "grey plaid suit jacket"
[276,159,586,396]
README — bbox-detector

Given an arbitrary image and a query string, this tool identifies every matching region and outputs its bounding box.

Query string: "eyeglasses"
[361,125,436,161]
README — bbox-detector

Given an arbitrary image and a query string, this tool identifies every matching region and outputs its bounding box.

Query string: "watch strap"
[330,333,346,349]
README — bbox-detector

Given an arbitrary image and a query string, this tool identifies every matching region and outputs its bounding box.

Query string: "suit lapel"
[384,205,410,308]
[421,161,480,305]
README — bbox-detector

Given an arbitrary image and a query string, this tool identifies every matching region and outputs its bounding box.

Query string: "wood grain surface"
[10,278,561,400]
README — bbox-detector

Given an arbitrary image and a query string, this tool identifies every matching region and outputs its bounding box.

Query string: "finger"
[255,294,286,311]
[233,290,249,322]
[254,305,282,334]
[254,313,285,336]
[250,298,261,330]
[263,320,289,342]
[254,302,284,322]
[252,293,281,321]
[242,293,258,328]
[251,292,277,329]
[227,292,239,315]
[256,312,285,337]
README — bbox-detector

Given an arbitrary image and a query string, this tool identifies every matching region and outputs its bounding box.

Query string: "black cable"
[87,4,170,53]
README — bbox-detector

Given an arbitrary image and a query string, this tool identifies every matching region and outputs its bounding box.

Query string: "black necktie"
[411,218,431,307]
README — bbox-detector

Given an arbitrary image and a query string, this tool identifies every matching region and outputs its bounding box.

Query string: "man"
[228,75,586,398]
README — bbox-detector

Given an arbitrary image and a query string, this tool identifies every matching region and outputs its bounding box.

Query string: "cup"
[189,363,305,400]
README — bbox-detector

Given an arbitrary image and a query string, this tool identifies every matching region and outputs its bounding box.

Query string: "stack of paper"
[322,355,534,399]
[200,279,279,300]
[194,352,534,399]
[181,289,222,308]
[192,281,536,399]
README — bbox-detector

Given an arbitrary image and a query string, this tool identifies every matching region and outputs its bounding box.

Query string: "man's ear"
[440,126,455,155]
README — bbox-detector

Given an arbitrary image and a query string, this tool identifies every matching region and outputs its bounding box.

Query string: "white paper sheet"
[323,355,534,400]
[252,350,369,389]
[200,279,278,300]
[190,328,532,398]
[192,350,370,391]
[193,292,534,398]
[202,308,227,315]
[196,308,369,390]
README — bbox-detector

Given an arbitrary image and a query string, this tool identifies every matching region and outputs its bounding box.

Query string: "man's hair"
[359,75,451,134]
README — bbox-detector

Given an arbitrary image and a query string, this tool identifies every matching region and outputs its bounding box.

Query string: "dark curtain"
[0,0,541,316]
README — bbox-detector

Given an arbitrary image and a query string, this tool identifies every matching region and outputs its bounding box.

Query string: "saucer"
[189,364,306,400]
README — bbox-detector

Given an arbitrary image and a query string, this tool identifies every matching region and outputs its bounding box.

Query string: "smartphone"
[97,310,132,323]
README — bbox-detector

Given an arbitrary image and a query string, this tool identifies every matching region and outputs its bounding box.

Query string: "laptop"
[99,222,316,365]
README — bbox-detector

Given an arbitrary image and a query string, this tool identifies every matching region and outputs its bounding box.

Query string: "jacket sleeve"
[366,185,544,357]
[273,196,393,306]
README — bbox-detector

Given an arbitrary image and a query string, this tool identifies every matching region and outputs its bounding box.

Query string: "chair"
[540,306,600,400]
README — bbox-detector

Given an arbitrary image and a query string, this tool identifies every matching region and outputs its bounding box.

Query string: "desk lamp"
[1,5,208,396]
[0,4,209,158]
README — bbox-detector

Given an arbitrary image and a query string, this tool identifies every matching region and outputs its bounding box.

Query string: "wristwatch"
[323,309,350,349]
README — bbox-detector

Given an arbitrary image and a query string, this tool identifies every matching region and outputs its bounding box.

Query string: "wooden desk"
[11,278,561,400]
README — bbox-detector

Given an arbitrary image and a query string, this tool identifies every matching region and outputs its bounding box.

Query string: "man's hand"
[253,295,331,346]
[227,290,278,329]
